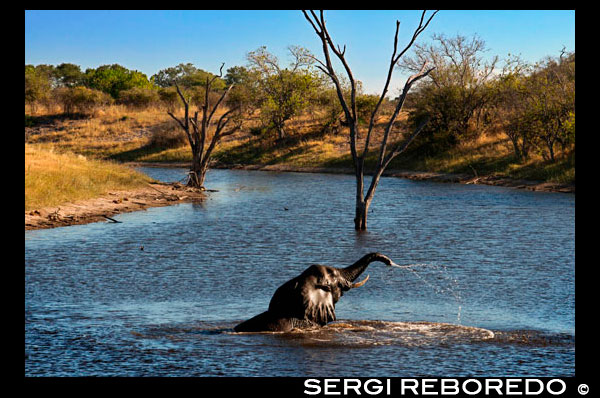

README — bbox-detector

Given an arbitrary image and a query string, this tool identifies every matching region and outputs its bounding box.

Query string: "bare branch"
[168,111,194,152]
[207,84,235,127]
[302,10,322,35]
[382,116,430,168]
[173,82,188,106]
[167,111,186,131]
[361,11,436,161]
[303,10,437,229]
[363,116,430,204]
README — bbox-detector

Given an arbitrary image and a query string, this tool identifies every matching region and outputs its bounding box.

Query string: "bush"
[355,94,380,123]
[158,87,180,111]
[148,121,188,149]
[85,64,152,98]
[25,65,53,114]
[118,87,160,108]
[190,86,223,108]
[53,86,113,115]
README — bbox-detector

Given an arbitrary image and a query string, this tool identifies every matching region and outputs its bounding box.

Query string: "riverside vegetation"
[25,34,575,211]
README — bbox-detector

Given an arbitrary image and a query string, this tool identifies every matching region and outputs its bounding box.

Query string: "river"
[25,168,575,376]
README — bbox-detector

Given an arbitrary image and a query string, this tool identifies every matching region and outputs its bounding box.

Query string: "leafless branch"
[303,10,437,230]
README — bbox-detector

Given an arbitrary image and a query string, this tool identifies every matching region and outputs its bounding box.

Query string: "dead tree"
[303,10,437,230]
[167,63,241,188]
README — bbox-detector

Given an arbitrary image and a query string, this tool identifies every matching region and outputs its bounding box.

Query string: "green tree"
[493,71,534,161]
[25,65,53,114]
[157,87,181,112]
[54,63,85,87]
[400,34,498,150]
[224,66,262,115]
[247,45,321,140]
[493,51,575,162]
[526,52,575,162]
[151,63,226,90]
[313,75,358,134]
[85,64,152,98]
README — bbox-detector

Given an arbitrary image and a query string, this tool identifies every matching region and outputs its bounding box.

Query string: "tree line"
[25,10,574,231]
[25,34,575,166]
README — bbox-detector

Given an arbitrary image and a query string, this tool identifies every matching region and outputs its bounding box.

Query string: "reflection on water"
[25,168,574,376]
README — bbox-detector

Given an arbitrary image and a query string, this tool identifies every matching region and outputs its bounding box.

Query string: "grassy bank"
[25,105,575,186]
[25,144,153,211]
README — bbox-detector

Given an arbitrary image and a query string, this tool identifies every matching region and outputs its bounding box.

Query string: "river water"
[25,168,575,376]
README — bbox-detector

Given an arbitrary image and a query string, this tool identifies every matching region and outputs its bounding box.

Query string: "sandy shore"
[25,182,205,231]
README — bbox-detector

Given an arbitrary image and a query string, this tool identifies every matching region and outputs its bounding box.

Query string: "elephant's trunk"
[341,252,394,282]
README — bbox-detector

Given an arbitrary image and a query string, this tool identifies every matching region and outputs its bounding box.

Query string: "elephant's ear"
[299,265,336,326]
[302,288,336,326]
[268,265,336,326]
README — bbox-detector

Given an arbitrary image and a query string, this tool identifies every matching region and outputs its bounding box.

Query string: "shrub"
[355,94,380,123]
[53,86,113,115]
[25,65,53,114]
[85,64,152,98]
[118,87,160,108]
[158,87,180,111]
[148,121,188,149]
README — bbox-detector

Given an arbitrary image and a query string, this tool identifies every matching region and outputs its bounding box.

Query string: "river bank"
[25,182,205,231]
[128,161,576,194]
[25,162,573,231]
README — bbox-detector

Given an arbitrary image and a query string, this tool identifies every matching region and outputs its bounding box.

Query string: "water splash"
[282,320,496,347]
[388,261,463,324]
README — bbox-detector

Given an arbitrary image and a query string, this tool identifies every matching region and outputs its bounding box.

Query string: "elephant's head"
[265,252,395,327]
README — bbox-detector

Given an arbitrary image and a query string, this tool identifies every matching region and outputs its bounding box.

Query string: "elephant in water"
[234,252,395,332]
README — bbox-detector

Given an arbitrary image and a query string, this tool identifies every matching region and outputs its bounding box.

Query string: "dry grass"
[25,144,153,211]
[25,105,175,159]
[25,104,574,184]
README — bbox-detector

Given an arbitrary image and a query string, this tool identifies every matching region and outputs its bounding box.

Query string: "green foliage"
[85,64,152,98]
[224,66,261,114]
[224,66,251,86]
[25,65,53,112]
[315,88,344,132]
[247,46,321,139]
[401,34,498,148]
[151,63,226,90]
[54,63,85,87]
[355,94,380,123]
[493,51,575,162]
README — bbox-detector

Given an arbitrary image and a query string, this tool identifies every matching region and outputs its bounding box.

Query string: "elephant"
[234,252,395,332]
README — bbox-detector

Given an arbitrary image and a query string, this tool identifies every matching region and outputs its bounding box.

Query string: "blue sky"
[25,10,575,94]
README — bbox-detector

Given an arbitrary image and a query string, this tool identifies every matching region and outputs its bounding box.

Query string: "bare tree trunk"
[276,122,285,140]
[354,200,370,231]
[512,140,522,162]
[304,10,437,231]
[189,153,207,188]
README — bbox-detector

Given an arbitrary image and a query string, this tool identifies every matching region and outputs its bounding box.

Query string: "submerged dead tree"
[303,10,438,230]
[167,64,241,188]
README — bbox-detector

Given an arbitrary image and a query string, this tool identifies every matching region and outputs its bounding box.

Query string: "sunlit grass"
[25,144,153,211]
[25,105,574,185]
